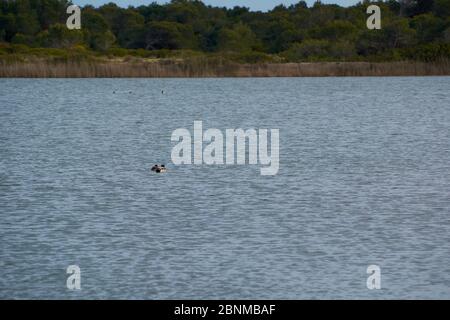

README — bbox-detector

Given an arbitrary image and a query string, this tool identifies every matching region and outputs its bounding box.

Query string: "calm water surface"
[0,77,449,299]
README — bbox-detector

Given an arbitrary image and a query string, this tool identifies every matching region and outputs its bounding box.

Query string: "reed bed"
[1,59,449,77]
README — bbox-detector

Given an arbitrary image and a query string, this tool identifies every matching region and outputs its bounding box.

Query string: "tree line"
[0,0,449,62]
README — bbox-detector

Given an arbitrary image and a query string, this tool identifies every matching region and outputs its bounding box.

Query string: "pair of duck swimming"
[151,164,167,173]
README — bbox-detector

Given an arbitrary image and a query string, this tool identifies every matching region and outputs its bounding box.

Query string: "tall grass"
[1,59,449,77]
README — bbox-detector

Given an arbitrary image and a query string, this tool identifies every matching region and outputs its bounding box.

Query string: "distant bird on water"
[151,164,167,173]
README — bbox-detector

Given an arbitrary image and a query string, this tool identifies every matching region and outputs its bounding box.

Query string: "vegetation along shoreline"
[1,0,449,77]
[1,58,449,77]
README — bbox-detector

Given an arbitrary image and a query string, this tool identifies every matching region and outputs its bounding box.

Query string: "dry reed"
[1,59,449,77]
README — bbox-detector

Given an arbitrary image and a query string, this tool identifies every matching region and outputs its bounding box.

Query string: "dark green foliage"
[0,0,449,62]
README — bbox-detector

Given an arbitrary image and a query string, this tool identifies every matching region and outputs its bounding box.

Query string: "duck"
[156,165,167,173]
[151,164,167,173]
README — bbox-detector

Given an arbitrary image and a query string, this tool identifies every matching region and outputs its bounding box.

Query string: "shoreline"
[1,60,449,78]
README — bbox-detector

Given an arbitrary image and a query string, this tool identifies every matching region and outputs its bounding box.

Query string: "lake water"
[0,77,449,299]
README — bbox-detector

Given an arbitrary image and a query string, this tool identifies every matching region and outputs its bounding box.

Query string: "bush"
[283,40,330,61]
[224,51,274,63]
[37,24,84,48]
[400,43,450,61]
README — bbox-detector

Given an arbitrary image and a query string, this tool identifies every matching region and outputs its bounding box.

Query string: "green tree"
[143,21,197,50]
[433,0,450,18]
[410,14,446,43]
[15,13,40,36]
[357,18,416,56]
[82,9,116,50]
[0,13,16,41]
[115,11,146,48]
[217,23,259,52]
[311,20,358,41]
[35,0,71,29]
[260,19,302,53]
[38,23,84,48]
[283,39,330,61]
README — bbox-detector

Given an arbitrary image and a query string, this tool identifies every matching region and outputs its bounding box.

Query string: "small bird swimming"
[156,165,167,173]
[151,164,167,173]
